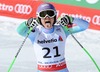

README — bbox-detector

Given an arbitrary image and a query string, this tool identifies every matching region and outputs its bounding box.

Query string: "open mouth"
[45,21,51,24]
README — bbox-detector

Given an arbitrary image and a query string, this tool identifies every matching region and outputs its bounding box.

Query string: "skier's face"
[41,16,54,29]
[38,10,56,29]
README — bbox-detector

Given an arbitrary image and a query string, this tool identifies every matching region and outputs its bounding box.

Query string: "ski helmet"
[37,3,56,14]
[36,3,57,24]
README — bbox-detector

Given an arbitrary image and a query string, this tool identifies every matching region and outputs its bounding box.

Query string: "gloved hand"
[58,15,74,26]
[26,17,39,28]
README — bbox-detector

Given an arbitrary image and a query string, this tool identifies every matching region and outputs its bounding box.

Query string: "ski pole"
[7,27,33,72]
[66,26,100,72]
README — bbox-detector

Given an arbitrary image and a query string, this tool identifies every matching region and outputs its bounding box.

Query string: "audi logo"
[92,15,100,25]
[14,4,32,14]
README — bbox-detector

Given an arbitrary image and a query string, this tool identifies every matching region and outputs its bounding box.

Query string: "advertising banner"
[52,3,100,30]
[0,0,100,30]
[0,0,42,19]
[46,0,100,10]
[46,0,100,30]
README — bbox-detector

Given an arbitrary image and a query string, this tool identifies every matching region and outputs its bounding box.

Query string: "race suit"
[17,18,89,72]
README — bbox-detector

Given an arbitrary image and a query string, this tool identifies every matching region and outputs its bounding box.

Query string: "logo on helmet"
[41,4,49,7]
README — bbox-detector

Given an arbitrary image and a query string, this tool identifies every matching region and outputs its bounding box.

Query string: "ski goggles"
[37,10,57,18]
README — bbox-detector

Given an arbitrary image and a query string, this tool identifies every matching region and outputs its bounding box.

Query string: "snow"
[0,16,100,72]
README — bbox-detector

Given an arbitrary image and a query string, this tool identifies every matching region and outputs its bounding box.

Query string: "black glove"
[59,15,74,26]
[26,17,39,28]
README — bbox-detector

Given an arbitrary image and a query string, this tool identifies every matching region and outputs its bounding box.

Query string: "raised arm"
[17,18,39,43]
[17,21,29,37]
[58,15,89,35]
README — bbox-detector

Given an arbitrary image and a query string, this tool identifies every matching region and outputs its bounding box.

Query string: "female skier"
[17,3,89,72]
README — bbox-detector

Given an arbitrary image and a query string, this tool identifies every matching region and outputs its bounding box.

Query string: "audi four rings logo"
[14,4,32,14]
